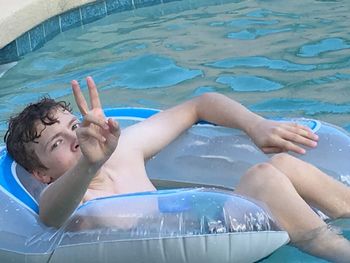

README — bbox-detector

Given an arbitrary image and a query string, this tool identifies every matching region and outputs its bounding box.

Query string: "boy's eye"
[72,123,80,130]
[51,140,62,150]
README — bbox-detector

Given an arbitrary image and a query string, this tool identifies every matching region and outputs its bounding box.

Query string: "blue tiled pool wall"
[0,0,180,65]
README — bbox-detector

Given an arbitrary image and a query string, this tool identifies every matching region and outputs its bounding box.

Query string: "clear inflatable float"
[1,107,350,263]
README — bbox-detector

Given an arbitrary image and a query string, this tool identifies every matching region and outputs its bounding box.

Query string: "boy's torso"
[83,132,156,203]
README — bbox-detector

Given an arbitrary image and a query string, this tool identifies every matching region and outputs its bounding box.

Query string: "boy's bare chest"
[83,157,156,202]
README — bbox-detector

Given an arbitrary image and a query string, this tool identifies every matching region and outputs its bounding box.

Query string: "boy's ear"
[32,169,52,184]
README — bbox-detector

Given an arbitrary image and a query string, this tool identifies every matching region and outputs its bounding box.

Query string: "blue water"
[1,0,350,138]
[0,0,350,261]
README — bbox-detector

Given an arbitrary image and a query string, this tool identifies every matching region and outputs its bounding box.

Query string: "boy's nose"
[68,132,79,152]
[74,143,80,150]
[72,140,80,152]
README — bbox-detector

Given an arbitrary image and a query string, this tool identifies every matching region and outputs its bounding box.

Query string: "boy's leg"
[235,162,350,262]
[269,153,350,219]
[235,163,325,240]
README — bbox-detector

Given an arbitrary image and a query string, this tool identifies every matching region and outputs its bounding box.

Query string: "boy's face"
[30,109,82,183]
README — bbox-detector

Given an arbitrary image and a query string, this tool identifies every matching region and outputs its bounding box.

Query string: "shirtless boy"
[5,76,350,262]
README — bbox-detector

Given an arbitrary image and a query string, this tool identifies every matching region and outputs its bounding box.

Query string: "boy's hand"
[247,119,319,154]
[71,76,120,166]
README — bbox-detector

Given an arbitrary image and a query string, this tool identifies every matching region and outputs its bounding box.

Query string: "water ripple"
[216,75,283,92]
[310,73,350,85]
[165,43,195,51]
[209,19,278,28]
[206,56,315,71]
[246,9,300,19]
[31,58,71,72]
[228,19,279,27]
[227,28,292,40]
[25,55,203,91]
[251,98,350,115]
[114,43,147,54]
[94,54,203,89]
[191,86,217,97]
[297,38,350,57]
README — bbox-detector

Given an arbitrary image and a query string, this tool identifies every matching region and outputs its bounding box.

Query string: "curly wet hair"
[4,97,72,173]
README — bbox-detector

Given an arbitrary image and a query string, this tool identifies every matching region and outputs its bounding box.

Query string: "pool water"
[1,0,350,138]
[0,0,349,261]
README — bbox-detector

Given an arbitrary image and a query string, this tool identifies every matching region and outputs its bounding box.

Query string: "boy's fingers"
[82,114,109,129]
[77,127,106,143]
[71,80,89,115]
[261,146,283,154]
[286,132,318,148]
[286,123,318,141]
[86,76,102,109]
[277,128,318,148]
[107,118,121,137]
[277,139,306,155]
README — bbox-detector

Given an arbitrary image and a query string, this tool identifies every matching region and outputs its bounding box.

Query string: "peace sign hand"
[71,76,120,167]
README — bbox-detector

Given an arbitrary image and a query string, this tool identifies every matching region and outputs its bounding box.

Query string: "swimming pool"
[0,0,349,261]
[1,0,350,137]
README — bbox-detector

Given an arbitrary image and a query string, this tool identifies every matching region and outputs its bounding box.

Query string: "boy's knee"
[244,162,283,186]
[269,153,294,167]
[238,162,289,197]
[246,162,275,175]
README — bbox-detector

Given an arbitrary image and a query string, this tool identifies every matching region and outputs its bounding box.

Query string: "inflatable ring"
[1,107,350,262]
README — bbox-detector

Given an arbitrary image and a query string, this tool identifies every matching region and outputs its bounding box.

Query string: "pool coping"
[0,0,180,65]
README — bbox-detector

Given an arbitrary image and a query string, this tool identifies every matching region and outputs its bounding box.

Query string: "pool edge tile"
[29,24,45,51]
[60,8,82,32]
[106,0,134,14]
[0,41,18,64]
[134,0,162,9]
[81,1,107,25]
[16,33,31,57]
[44,16,61,42]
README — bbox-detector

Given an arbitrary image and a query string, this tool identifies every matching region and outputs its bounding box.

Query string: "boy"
[5,76,350,262]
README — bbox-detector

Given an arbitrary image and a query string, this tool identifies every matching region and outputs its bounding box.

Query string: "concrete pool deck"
[0,0,96,49]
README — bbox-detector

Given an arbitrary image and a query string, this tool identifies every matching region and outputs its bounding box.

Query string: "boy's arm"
[39,157,101,228]
[39,77,120,227]
[123,92,318,160]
